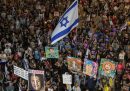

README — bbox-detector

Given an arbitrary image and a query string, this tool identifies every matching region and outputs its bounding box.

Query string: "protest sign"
[99,58,117,78]
[83,59,98,78]
[13,66,28,80]
[45,47,59,58]
[67,56,82,72]
[62,74,72,84]
[28,70,45,91]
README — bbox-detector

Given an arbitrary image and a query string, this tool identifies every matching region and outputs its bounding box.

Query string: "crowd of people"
[0,0,130,91]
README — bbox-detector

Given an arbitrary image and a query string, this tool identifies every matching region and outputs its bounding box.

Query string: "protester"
[0,0,130,91]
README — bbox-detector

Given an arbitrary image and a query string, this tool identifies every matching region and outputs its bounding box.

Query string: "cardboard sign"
[45,47,59,58]
[83,59,98,78]
[13,66,28,80]
[62,74,72,84]
[28,70,45,91]
[67,56,82,72]
[99,58,117,78]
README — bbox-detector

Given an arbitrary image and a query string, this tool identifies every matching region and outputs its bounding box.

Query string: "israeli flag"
[51,0,79,45]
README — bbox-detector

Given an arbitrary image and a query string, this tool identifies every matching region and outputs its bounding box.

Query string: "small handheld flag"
[51,0,79,45]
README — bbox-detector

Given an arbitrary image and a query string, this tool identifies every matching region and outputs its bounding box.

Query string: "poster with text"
[99,58,117,78]
[45,47,59,58]
[14,66,28,80]
[62,74,72,84]
[83,59,98,78]
[28,70,45,91]
[67,56,82,72]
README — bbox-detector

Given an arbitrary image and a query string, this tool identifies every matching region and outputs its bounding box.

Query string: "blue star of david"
[60,16,69,27]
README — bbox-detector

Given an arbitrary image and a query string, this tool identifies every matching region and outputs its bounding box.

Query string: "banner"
[13,66,28,80]
[45,47,59,58]
[67,56,82,72]
[83,59,98,78]
[99,58,117,78]
[62,73,72,84]
[28,70,45,91]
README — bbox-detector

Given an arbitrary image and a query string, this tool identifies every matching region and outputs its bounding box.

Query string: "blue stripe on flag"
[58,0,78,23]
[51,18,79,42]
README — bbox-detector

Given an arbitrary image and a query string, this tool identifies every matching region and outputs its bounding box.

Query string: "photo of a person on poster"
[28,73,44,91]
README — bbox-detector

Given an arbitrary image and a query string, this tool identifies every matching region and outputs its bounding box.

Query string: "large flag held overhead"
[51,0,79,45]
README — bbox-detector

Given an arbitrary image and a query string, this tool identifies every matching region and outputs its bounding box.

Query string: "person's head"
[109,46,113,51]
[49,48,54,53]
[104,63,111,71]
[119,61,122,64]
[124,33,128,38]
[120,50,124,53]
[30,74,43,90]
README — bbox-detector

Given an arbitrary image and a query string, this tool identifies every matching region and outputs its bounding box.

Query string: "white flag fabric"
[51,0,79,45]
